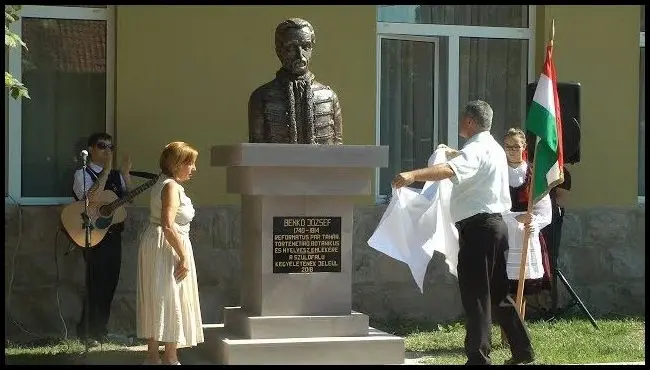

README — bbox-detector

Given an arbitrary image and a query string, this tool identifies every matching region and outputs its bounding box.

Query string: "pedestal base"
[207,144,394,364]
[200,325,404,365]
[223,306,370,339]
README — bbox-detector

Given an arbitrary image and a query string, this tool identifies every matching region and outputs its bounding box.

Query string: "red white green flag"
[526,43,565,203]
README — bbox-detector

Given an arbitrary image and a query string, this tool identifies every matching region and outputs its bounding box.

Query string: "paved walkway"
[114,344,646,365]
[404,352,644,366]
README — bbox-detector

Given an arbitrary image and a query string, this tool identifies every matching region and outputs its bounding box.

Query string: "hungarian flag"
[526,42,564,203]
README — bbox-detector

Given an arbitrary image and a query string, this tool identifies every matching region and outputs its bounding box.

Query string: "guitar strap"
[72,167,100,201]
[85,167,100,182]
[81,166,126,233]
[84,166,123,198]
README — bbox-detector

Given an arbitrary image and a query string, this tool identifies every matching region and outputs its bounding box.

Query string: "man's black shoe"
[504,355,535,365]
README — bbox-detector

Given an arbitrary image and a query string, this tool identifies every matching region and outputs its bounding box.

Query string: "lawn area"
[4,338,133,365]
[5,315,645,365]
[374,314,645,365]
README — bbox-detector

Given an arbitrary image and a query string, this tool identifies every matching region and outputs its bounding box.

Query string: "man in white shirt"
[72,132,131,347]
[392,100,534,365]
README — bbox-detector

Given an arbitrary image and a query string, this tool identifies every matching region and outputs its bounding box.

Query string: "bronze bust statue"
[248,18,343,145]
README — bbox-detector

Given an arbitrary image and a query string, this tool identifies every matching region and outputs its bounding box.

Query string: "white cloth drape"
[368,148,556,290]
[367,149,459,292]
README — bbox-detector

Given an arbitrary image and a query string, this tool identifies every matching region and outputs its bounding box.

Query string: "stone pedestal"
[206,143,404,365]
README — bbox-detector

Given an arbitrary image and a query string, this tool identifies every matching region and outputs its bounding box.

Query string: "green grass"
[5,315,645,365]
[4,338,137,365]
[374,314,645,365]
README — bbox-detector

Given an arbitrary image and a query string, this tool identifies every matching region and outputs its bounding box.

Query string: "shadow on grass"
[407,337,510,358]
[407,347,467,358]
[372,312,645,337]
[5,349,145,365]
[370,317,462,337]
[525,310,646,326]
[5,337,210,365]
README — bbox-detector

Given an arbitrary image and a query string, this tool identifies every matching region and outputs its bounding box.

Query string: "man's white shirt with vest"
[73,162,127,200]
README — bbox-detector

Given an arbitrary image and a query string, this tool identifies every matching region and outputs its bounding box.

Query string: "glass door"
[378,35,440,200]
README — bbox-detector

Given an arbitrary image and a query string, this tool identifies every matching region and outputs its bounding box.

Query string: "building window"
[378,5,529,28]
[376,5,534,201]
[458,37,529,147]
[6,6,113,205]
[378,37,441,194]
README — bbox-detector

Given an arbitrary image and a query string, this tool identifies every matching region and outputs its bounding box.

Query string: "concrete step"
[223,306,370,339]
[199,324,404,365]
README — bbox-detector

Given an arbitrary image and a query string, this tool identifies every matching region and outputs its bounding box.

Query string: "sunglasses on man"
[96,142,116,150]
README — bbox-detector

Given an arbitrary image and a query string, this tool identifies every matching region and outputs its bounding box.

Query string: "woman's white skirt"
[503,212,545,280]
[136,223,204,346]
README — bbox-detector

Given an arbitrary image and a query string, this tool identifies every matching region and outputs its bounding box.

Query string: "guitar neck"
[104,175,160,213]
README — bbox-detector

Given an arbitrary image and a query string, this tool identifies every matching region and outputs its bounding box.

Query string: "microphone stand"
[81,154,93,357]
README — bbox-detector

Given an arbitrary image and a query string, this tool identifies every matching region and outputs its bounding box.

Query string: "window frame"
[639,30,645,205]
[375,5,536,203]
[6,5,115,205]
[377,34,441,196]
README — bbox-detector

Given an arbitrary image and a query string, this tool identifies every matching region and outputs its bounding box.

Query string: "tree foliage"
[5,5,30,100]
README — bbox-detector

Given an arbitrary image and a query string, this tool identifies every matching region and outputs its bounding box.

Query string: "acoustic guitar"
[60,174,160,248]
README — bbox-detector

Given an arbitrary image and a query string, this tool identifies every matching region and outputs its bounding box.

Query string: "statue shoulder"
[312,80,339,101]
[249,79,280,102]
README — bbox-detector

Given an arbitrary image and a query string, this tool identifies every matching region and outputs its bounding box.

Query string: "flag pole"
[514,19,556,317]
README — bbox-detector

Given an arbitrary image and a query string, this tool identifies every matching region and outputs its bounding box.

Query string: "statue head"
[275,18,315,75]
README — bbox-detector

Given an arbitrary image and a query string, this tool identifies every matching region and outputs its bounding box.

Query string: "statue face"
[276,26,314,75]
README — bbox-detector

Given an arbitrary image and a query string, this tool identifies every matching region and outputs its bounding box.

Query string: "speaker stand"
[544,268,599,329]
[541,204,598,329]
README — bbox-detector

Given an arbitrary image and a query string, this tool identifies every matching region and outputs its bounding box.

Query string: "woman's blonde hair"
[504,127,527,146]
[159,141,199,177]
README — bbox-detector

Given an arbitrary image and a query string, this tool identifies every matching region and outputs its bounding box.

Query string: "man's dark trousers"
[77,230,122,341]
[456,213,534,365]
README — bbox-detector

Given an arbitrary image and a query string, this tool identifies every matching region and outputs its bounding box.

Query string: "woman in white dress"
[137,141,204,365]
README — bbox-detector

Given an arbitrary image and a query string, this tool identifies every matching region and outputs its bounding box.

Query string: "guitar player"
[72,132,132,347]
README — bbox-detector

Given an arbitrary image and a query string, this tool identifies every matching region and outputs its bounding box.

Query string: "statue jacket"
[248,76,343,145]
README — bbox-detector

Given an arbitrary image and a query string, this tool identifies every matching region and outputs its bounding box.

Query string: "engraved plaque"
[272,216,342,273]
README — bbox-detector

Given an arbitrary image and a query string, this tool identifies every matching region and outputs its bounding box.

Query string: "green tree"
[5,5,30,99]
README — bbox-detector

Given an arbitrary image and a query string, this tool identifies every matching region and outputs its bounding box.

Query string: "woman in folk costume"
[502,128,553,301]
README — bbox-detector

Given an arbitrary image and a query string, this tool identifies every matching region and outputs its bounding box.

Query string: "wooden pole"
[550,19,555,48]
[514,189,535,316]
[514,19,556,317]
